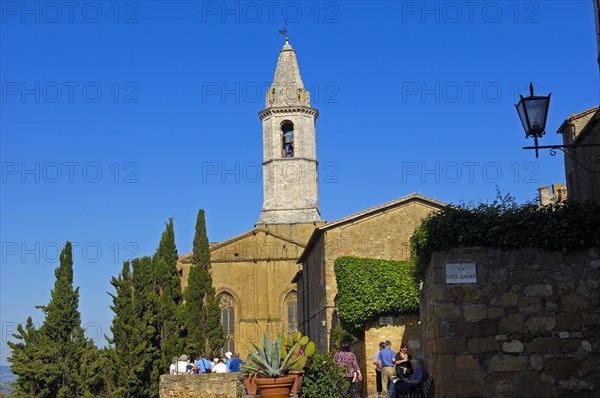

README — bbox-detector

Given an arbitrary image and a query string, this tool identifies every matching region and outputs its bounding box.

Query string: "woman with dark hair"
[395,343,413,378]
[333,341,362,397]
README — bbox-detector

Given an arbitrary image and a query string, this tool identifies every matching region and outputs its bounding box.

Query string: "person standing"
[394,343,412,378]
[372,341,385,394]
[333,341,363,398]
[212,358,228,373]
[228,352,243,372]
[195,353,213,373]
[378,341,395,397]
[169,356,178,375]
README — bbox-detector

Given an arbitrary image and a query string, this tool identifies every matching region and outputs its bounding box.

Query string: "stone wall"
[421,247,600,398]
[159,373,240,398]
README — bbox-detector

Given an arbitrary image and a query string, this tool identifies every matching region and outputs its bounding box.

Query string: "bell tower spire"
[257,40,321,225]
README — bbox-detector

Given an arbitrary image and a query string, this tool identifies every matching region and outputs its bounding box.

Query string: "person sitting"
[392,358,426,397]
[228,352,243,372]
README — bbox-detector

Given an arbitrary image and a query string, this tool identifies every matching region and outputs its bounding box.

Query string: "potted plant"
[241,332,314,398]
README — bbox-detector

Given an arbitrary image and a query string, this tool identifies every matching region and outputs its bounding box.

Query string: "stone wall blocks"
[498,313,524,334]
[473,319,499,337]
[455,355,481,371]
[562,294,592,312]
[530,354,544,371]
[518,296,541,316]
[527,336,563,353]
[525,315,557,334]
[488,354,527,372]
[463,304,488,322]
[490,292,518,307]
[501,340,524,354]
[558,377,591,392]
[447,285,465,302]
[437,336,467,354]
[436,302,461,321]
[523,284,554,297]
[556,312,582,331]
[582,313,600,330]
[468,337,500,354]
[487,307,505,319]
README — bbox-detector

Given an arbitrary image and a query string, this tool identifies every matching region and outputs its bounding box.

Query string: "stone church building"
[177,39,443,360]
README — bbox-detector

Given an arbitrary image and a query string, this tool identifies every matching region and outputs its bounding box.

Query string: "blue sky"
[1,0,598,365]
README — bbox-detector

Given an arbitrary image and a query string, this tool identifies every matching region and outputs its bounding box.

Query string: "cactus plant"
[280,332,315,371]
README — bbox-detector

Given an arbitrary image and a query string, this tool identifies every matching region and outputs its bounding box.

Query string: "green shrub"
[334,257,419,338]
[410,194,600,279]
[300,352,350,398]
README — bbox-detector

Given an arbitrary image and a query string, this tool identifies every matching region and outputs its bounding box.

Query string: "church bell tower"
[257,39,321,225]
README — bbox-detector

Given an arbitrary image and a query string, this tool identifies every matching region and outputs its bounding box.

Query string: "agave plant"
[241,333,315,378]
[241,335,298,378]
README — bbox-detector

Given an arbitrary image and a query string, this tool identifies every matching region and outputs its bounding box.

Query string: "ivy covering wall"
[334,256,419,337]
[410,195,600,279]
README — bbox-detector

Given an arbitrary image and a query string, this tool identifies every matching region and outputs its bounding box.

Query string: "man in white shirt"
[212,358,228,373]
[373,342,385,394]
[176,354,189,374]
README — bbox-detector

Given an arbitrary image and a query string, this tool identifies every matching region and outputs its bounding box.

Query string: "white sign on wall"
[445,263,477,283]
[379,316,394,326]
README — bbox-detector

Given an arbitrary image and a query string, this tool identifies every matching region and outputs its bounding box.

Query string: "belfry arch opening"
[281,121,294,158]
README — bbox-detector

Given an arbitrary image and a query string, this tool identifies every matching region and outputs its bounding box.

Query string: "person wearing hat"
[169,356,178,375]
[372,342,385,394]
[225,351,233,370]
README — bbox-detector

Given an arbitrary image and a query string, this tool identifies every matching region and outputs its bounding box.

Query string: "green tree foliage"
[183,209,225,355]
[300,352,350,398]
[106,220,185,398]
[334,257,419,338]
[8,242,104,398]
[106,260,159,398]
[410,195,600,279]
[153,219,184,372]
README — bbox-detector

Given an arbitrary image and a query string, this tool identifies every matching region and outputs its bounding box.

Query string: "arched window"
[219,294,235,355]
[281,121,294,158]
[286,291,298,334]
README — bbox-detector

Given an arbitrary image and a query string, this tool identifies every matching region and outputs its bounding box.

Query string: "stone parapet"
[159,373,241,398]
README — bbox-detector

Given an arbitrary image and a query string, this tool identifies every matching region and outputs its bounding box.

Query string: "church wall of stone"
[421,247,600,398]
[318,201,443,350]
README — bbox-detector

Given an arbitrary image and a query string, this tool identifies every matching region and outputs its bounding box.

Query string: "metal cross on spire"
[278,18,288,42]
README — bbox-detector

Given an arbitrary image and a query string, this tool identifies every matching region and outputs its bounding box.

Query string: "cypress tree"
[152,218,184,373]
[107,261,156,398]
[7,241,103,398]
[183,209,225,355]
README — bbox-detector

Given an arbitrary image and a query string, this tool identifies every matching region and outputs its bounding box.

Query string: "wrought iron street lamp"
[515,83,600,159]
[515,83,551,158]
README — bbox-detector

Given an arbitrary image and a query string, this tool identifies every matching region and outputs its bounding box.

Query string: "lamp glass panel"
[516,101,529,134]
[524,97,549,134]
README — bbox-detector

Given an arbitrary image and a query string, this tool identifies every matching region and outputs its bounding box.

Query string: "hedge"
[410,194,600,279]
[334,256,419,337]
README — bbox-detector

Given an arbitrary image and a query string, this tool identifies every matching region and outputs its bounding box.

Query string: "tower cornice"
[258,106,319,121]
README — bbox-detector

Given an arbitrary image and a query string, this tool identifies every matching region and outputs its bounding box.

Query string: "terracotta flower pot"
[255,375,295,398]
[243,373,258,395]
[290,370,304,394]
